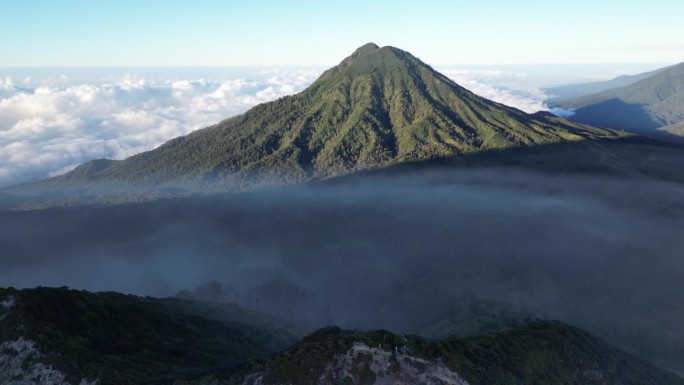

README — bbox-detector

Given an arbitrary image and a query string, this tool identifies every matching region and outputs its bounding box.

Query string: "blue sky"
[1,0,683,66]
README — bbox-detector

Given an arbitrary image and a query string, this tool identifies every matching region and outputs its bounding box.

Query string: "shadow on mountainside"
[2,134,684,374]
[328,134,684,186]
[566,98,684,142]
[3,133,684,210]
[572,98,659,129]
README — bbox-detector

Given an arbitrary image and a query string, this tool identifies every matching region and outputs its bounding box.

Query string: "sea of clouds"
[440,68,576,117]
[0,68,322,187]
[0,66,608,187]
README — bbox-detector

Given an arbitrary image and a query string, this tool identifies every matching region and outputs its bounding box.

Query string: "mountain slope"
[10,43,616,196]
[556,62,684,137]
[545,65,667,101]
[231,324,684,385]
[0,287,300,385]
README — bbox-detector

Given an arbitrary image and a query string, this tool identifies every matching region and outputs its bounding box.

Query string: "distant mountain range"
[544,66,668,101]
[552,62,684,139]
[2,287,683,385]
[7,43,618,198]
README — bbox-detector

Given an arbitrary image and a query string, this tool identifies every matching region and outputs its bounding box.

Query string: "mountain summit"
[13,44,616,193]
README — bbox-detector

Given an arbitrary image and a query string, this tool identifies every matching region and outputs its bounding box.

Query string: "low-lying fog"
[2,167,684,370]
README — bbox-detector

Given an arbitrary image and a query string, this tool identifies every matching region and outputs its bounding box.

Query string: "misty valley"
[3,165,684,384]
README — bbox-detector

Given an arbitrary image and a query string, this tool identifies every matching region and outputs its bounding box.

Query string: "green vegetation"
[411,300,533,339]
[242,323,684,385]
[325,134,684,188]
[0,287,299,385]
[9,43,618,198]
[6,132,684,210]
[2,287,684,384]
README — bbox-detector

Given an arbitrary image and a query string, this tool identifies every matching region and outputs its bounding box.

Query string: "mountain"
[555,62,684,138]
[8,43,617,197]
[2,288,682,385]
[545,65,667,101]
[230,324,684,385]
[0,287,300,385]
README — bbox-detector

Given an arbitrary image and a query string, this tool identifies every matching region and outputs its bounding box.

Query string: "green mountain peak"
[317,43,417,81]
[351,42,380,56]
[10,44,618,194]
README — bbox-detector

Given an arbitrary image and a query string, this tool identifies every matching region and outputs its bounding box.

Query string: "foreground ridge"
[3,287,683,385]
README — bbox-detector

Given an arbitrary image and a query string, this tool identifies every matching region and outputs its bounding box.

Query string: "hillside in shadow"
[2,135,684,374]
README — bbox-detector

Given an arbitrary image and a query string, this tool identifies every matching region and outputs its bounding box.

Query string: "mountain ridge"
[0,286,300,385]
[2,287,683,385]
[556,61,684,138]
[231,323,684,385]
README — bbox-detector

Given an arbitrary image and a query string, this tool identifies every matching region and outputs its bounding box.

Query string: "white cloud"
[0,78,20,100]
[549,107,576,118]
[0,69,321,187]
[440,68,568,115]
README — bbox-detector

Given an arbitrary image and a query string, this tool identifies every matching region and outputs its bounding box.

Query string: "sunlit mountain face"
[1,62,661,188]
[3,45,622,200]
